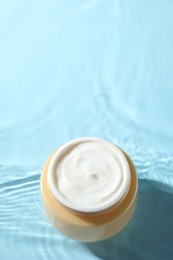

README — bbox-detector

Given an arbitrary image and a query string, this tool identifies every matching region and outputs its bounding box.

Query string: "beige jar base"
[40,148,138,242]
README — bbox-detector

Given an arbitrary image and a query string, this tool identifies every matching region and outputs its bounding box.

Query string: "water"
[0,0,173,259]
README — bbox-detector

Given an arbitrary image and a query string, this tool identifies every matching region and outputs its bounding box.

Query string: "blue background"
[0,0,173,259]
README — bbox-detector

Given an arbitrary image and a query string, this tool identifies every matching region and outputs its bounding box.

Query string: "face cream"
[41,137,138,242]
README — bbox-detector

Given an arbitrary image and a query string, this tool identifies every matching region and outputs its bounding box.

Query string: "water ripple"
[0,149,173,259]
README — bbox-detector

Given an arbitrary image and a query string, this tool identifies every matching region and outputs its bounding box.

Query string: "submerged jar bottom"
[40,146,138,242]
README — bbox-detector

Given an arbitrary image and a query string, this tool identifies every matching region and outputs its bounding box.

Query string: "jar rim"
[48,137,131,214]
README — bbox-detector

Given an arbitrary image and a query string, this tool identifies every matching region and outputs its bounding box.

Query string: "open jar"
[40,137,138,242]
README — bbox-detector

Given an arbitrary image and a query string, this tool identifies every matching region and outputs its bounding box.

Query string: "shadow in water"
[85,179,173,260]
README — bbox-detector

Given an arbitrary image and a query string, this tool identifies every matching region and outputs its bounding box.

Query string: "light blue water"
[0,1,173,259]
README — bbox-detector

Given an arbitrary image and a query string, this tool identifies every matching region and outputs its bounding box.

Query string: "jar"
[40,137,138,242]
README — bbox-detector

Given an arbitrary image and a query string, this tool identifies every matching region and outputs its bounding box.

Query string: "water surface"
[0,0,173,259]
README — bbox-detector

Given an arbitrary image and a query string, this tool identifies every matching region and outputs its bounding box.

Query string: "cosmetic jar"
[41,137,138,242]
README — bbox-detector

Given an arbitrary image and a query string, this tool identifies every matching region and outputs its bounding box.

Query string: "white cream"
[48,138,131,212]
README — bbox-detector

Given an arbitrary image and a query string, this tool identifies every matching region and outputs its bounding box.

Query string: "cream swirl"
[48,138,131,212]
